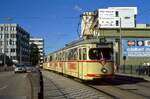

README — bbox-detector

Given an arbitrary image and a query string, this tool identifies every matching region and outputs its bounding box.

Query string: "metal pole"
[113,39,116,72]
[9,39,11,59]
[9,24,11,59]
[119,17,122,66]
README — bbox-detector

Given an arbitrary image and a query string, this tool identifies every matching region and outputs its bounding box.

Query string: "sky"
[0,0,150,54]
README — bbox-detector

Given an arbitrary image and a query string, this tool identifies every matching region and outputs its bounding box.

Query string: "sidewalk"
[115,72,150,81]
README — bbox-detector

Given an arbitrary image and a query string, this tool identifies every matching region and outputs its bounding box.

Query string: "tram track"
[45,70,150,99]
[74,79,144,99]
[84,75,150,99]
[85,84,119,99]
[87,84,148,99]
[114,75,150,89]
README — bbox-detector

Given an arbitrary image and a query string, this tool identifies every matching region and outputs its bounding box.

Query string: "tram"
[43,38,114,80]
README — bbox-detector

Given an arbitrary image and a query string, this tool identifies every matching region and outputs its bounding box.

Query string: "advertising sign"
[122,38,150,57]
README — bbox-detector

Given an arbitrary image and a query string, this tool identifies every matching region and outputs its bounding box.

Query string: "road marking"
[0,85,8,90]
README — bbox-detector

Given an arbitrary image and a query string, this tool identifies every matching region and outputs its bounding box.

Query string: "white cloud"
[74,5,82,12]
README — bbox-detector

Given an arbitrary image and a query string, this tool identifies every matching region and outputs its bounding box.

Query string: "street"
[0,71,41,99]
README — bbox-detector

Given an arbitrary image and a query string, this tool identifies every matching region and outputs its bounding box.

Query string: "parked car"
[14,64,26,73]
[24,64,39,73]
[24,64,33,72]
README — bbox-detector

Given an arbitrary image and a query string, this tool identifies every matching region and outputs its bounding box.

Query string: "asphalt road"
[0,72,32,99]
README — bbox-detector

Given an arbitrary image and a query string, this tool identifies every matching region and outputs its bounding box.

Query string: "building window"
[115,11,119,17]
[6,41,10,45]
[0,41,2,46]
[12,56,16,60]
[5,48,8,53]
[116,20,119,26]
[12,41,15,45]
[11,26,16,31]
[10,34,16,38]
[0,27,3,31]
[124,17,130,19]
[0,48,2,53]
[5,34,9,38]
[4,26,9,31]
[0,34,3,39]
[11,48,16,52]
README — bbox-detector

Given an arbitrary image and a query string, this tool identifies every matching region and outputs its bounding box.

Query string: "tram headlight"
[101,68,108,73]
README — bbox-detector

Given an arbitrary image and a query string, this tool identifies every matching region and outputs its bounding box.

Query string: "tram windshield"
[89,48,113,60]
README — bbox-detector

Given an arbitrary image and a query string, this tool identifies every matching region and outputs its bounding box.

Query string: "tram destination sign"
[122,38,150,57]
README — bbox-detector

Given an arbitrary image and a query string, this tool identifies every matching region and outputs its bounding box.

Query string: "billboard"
[98,7,137,28]
[122,38,150,57]
[98,9,119,28]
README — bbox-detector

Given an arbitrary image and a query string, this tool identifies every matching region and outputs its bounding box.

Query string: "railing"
[117,65,150,76]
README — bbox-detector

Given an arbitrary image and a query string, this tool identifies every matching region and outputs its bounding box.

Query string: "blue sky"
[0,0,150,54]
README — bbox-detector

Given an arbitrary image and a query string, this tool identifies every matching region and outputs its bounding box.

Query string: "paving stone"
[43,70,107,99]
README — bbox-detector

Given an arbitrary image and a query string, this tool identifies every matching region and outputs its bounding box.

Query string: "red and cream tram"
[43,38,114,80]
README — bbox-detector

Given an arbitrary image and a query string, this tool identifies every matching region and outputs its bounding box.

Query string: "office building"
[30,37,44,67]
[0,24,30,65]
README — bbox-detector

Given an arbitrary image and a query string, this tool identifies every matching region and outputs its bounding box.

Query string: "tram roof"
[48,38,112,55]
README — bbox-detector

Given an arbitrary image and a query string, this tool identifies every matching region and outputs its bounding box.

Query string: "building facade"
[30,38,44,67]
[80,7,137,37]
[80,7,150,66]
[94,26,150,66]
[0,24,30,65]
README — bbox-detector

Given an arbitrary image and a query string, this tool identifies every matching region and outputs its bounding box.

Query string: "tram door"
[78,48,87,79]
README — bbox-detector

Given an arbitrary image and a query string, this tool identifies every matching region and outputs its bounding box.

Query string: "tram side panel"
[66,61,78,78]
[78,61,83,79]
[82,62,96,80]
[43,62,48,70]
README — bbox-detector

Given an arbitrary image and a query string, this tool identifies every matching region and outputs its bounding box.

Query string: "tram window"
[59,53,62,61]
[65,52,68,60]
[44,57,47,62]
[83,48,87,60]
[49,56,52,61]
[68,50,72,60]
[74,48,78,60]
[62,52,65,60]
[79,49,82,60]
[68,48,78,60]
[89,48,112,60]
